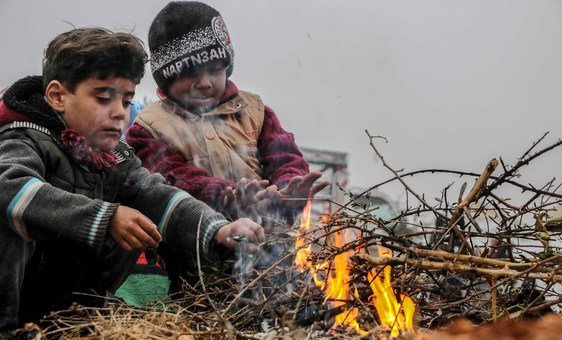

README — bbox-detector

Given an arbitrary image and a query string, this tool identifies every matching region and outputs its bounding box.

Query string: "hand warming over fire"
[223,178,270,218]
[214,218,265,250]
[108,206,162,252]
[258,171,330,208]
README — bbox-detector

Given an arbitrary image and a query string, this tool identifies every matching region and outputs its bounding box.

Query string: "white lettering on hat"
[189,54,200,65]
[175,61,183,72]
[200,51,209,63]
[218,48,227,59]
[210,49,219,60]
[161,47,228,79]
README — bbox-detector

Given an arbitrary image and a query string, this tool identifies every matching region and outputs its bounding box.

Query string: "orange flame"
[368,246,415,337]
[294,201,313,270]
[294,201,415,337]
[294,201,325,287]
[323,229,366,334]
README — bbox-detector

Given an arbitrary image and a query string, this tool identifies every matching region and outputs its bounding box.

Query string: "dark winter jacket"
[0,76,229,330]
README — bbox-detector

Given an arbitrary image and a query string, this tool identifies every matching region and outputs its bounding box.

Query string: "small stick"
[491,277,497,322]
[389,244,560,271]
[280,198,332,202]
[354,253,562,282]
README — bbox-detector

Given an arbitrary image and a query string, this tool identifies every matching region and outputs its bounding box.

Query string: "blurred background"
[2,0,561,207]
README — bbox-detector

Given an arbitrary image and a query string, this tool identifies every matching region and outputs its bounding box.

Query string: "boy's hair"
[42,27,148,91]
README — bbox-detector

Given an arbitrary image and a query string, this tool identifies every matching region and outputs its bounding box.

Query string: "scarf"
[60,129,117,172]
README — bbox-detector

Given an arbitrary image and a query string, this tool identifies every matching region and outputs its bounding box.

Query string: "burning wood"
[26,132,562,338]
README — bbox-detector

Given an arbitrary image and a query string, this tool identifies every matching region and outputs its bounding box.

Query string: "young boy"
[0,27,264,331]
[126,1,328,224]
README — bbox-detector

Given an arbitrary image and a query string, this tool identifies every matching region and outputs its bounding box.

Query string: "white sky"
[2,0,561,204]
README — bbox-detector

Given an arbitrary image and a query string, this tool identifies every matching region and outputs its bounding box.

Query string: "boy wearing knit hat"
[0,27,264,332]
[127,1,328,227]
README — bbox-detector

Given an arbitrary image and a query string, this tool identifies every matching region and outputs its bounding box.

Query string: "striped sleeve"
[6,177,44,240]
[85,201,116,248]
[157,190,190,237]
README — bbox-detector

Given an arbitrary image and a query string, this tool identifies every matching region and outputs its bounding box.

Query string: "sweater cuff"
[82,200,119,250]
[200,217,229,258]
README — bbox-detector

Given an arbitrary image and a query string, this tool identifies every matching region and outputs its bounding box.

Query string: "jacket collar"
[160,79,248,119]
[0,76,66,132]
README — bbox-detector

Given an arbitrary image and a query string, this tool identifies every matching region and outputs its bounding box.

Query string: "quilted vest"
[135,91,265,181]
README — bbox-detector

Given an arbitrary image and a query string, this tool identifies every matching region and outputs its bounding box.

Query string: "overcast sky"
[2,0,561,205]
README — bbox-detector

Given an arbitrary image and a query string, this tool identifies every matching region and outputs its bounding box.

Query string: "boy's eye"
[97,97,112,104]
[123,100,132,108]
[208,65,225,74]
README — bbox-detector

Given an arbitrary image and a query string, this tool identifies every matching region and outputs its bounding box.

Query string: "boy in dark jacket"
[126,1,328,223]
[0,27,264,332]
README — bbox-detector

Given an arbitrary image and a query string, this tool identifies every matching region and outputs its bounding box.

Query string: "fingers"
[245,218,266,242]
[216,219,265,249]
[117,224,159,252]
[310,181,330,196]
[282,171,326,198]
[114,237,135,253]
[230,218,265,243]
[265,185,284,205]
[306,170,323,181]
[254,188,269,201]
[223,186,235,208]
[299,171,324,191]
[284,176,305,194]
[236,178,270,206]
[109,206,161,252]
[136,223,161,248]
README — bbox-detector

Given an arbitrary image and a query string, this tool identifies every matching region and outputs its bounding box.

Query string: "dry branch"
[20,133,562,339]
[354,253,562,282]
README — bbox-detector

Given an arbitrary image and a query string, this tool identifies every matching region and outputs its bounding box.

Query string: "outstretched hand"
[258,171,330,208]
[214,218,265,251]
[223,178,269,218]
[108,205,162,252]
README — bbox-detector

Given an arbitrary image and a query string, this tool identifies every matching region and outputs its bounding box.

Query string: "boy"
[126,1,328,224]
[0,27,263,331]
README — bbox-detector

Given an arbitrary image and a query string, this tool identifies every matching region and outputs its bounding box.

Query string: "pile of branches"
[36,132,562,339]
[352,131,562,328]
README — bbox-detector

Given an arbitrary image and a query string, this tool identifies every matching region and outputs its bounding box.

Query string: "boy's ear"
[44,80,68,112]
[156,87,167,100]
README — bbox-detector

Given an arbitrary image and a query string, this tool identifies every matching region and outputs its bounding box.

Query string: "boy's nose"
[195,72,212,88]
[111,101,128,120]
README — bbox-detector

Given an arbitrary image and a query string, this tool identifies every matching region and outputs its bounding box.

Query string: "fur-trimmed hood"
[0,76,66,132]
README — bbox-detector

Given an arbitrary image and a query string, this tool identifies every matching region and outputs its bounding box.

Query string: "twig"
[354,253,562,282]
[195,214,235,338]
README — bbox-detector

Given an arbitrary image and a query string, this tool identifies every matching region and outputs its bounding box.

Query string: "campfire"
[295,200,416,337]
[32,132,562,339]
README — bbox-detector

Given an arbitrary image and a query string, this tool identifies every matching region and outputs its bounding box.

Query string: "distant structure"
[300,147,349,217]
[300,146,402,228]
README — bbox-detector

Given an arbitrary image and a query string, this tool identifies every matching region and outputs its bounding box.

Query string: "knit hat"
[148,1,234,90]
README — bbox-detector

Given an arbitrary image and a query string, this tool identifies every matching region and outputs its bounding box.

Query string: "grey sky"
[2,0,561,204]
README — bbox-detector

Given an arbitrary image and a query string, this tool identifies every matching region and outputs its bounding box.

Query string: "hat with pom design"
[149,1,234,89]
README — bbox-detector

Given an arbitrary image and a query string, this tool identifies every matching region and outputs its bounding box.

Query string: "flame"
[295,201,365,333]
[323,229,365,334]
[368,246,415,337]
[294,201,313,270]
[294,201,325,287]
[294,201,415,337]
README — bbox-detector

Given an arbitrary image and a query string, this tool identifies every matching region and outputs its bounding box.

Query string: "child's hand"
[214,218,265,250]
[108,205,162,252]
[258,171,330,208]
[223,178,269,218]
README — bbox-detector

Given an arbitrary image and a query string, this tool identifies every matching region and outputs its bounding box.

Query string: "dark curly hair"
[42,27,148,91]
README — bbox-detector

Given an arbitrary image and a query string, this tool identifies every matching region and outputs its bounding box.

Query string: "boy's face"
[166,61,227,114]
[58,76,135,151]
